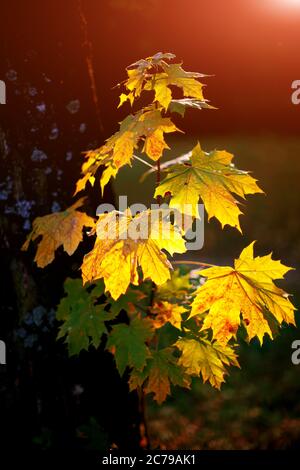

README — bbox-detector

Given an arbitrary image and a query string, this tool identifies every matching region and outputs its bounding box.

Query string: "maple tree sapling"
[22,52,296,404]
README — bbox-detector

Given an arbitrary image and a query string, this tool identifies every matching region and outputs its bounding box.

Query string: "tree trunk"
[0,1,144,452]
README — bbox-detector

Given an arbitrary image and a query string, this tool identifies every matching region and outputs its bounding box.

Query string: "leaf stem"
[156,159,162,204]
[133,154,155,169]
[172,260,215,268]
[132,303,149,314]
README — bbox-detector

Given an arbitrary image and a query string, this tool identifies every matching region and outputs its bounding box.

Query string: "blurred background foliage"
[117,134,300,449]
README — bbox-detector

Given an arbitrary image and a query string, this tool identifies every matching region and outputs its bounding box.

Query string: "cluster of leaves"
[22,52,296,404]
[74,52,213,196]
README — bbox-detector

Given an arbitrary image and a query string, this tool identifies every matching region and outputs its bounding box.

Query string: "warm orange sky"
[2,0,300,135]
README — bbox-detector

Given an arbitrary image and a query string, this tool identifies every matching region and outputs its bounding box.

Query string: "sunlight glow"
[260,0,300,15]
[274,0,300,7]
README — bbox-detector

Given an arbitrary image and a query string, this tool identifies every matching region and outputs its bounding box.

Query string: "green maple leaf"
[129,348,191,404]
[57,278,116,355]
[106,316,154,375]
[155,269,192,302]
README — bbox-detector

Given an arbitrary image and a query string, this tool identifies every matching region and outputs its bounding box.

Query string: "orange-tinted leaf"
[190,243,296,344]
[81,209,186,299]
[22,198,95,268]
[129,348,190,404]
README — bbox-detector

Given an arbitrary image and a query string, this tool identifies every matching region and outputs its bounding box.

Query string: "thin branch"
[156,159,162,204]
[156,159,161,183]
[139,150,192,182]
[172,260,215,268]
[132,303,149,314]
[137,386,150,449]
[77,0,104,135]
[133,154,155,169]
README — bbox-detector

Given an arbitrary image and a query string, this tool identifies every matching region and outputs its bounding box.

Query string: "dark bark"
[0,1,143,453]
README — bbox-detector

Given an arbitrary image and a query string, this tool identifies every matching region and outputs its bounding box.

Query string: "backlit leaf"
[175,337,239,389]
[155,269,192,301]
[122,53,208,110]
[75,108,179,194]
[190,243,296,344]
[151,301,187,330]
[169,98,216,116]
[22,198,95,267]
[144,63,207,109]
[81,209,186,300]
[129,348,191,404]
[155,142,263,231]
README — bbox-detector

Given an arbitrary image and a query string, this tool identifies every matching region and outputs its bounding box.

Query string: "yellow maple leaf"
[175,337,239,389]
[112,129,136,168]
[145,63,206,109]
[155,142,263,231]
[125,68,146,98]
[121,52,177,105]
[76,53,208,196]
[169,98,216,116]
[100,165,118,195]
[22,198,95,268]
[118,92,134,108]
[81,209,186,300]
[138,108,180,161]
[151,301,187,330]
[75,108,179,195]
[189,242,296,344]
[121,53,209,110]
[74,173,95,195]
[74,148,112,195]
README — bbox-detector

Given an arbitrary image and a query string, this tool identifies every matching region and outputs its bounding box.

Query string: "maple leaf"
[144,63,207,109]
[120,52,209,111]
[81,209,186,300]
[22,198,95,268]
[74,173,96,195]
[125,68,145,99]
[75,108,179,195]
[155,142,263,231]
[129,348,191,404]
[57,278,117,355]
[139,108,180,161]
[155,269,192,301]
[169,98,216,116]
[128,52,176,72]
[151,301,187,330]
[175,337,239,389]
[118,92,134,108]
[108,286,146,317]
[190,242,296,344]
[106,316,154,375]
[122,52,177,103]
